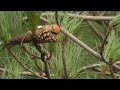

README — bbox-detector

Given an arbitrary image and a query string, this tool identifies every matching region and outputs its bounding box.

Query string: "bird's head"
[49,24,60,35]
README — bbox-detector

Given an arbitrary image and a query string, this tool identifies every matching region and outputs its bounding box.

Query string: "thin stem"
[41,13,114,21]
[32,56,45,72]
[47,44,53,60]
[62,36,69,79]
[55,11,60,26]
[61,27,102,60]
[77,64,101,74]
[40,16,50,24]
[109,59,116,79]
[100,28,112,64]
[43,60,51,79]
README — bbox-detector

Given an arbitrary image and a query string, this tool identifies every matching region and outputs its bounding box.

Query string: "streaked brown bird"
[32,24,60,44]
[5,24,60,48]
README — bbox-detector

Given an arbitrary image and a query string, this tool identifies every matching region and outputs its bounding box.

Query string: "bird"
[32,24,60,44]
[4,24,61,49]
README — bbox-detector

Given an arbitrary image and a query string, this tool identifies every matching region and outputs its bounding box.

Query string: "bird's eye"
[50,29,54,32]
[49,25,57,35]
[50,29,57,35]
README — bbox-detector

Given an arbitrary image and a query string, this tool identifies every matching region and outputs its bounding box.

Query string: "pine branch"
[61,27,102,60]
[41,13,114,21]
[77,64,101,73]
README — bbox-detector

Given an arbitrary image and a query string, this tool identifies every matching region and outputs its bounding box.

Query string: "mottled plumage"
[5,24,60,48]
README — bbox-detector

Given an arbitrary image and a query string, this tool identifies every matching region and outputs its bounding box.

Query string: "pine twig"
[41,13,114,21]
[55,11,68,79]
[77,64,101,74]
[40,16,50,24]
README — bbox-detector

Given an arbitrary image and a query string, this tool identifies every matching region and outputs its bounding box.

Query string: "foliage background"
[0,11,120,79]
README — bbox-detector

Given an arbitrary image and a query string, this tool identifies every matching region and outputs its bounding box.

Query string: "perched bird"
[32,24,60,44]
[4,24,60,49]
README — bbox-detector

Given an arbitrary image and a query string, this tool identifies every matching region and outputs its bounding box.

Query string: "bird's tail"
[1,31,32,49]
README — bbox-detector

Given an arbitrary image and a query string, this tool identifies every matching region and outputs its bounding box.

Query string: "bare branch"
[61,27,102,60]
[40,16,50,24]
[77,64,101,73]
[41,13,114,21]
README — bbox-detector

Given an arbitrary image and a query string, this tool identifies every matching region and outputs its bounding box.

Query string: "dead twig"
[40,16,50,24]
[41,13,114,21]
[77,64,101,74]
[61,27,102,60]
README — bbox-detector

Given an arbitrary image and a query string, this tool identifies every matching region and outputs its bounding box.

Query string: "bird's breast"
[33,30,57,44]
